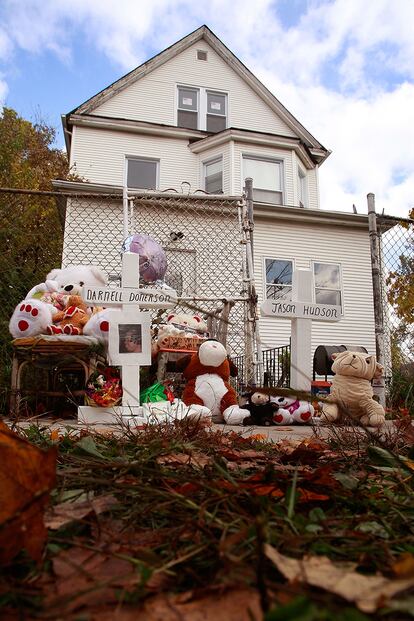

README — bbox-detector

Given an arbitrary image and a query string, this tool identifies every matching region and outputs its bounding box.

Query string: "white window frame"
[125,156,160,191]
[298,165,308,208]
[176,84,228,131]
[312,260,343,312]
[242,154,285,204]
[263,257,294,301]
[202,155,223,194]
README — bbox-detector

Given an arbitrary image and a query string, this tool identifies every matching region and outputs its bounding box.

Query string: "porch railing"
[232,344,290,391]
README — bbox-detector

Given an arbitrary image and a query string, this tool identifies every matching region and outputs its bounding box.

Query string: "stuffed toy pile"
[320,350,386,427]
[242,392,279,426]
[271,395,314,424]
[155,312,209,350]
[176,339,249,424]
[9,265,107,339]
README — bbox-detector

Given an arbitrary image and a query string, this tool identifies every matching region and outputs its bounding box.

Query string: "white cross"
[260,269,341,391]
[78,252,177,425]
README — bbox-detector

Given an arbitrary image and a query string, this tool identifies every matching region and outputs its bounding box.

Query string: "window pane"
[253,188,283,204]
[206,114,226,133]
[314,263,340,289]
[127,159,157,189]
[266,259,292,285]
[315,289,341,306]
[266,284,292,301]
[177,110,198,130]
[178,88,198,110]
[205,159,223,193]
[207,92,226,115]
[244,158,281,191]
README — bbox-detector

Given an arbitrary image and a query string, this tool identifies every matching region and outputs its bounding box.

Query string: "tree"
[0,108,71,411]
[386,208,414,364]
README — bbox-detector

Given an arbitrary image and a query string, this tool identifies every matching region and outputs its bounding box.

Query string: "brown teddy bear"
[46,295,90,336]
[176,340,249,424]
[320,350,386,427]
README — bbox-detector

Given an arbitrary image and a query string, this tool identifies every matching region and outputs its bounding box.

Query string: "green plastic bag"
[140,382,170,403]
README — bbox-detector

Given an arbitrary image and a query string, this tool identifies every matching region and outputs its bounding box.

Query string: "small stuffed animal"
[176,339,249,424]
[320,351,386,427]
[242,392,279,426]
[9,265,107,338]
[47,295,90,335]
[271,395,314,424]
[166,313,208,334]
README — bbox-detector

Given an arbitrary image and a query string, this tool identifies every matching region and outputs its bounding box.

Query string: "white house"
[55,25,376,362]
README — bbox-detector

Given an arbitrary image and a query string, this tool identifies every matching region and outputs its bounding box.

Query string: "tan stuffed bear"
[320,351,386,427]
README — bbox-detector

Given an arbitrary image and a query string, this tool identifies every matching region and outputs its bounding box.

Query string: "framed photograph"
[108,309,151,366]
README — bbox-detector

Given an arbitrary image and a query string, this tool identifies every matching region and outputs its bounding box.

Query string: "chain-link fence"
[0,187,250,414]
[377,213,414,413]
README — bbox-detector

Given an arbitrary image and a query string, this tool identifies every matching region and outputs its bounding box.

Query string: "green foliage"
[0,107,71,413]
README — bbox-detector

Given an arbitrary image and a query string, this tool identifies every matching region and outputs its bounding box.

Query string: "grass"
[1,419,414,620]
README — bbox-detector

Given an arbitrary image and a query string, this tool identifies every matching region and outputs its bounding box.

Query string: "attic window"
[197,50,208,61]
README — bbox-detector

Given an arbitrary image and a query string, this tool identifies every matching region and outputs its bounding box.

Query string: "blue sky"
[1,0,414,217]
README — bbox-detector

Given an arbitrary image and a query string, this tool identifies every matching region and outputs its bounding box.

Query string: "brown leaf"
[394,418,414,443]
[220,448,267,462]
[47,544,139,613]
[281,439,329,464]
[157,452,212,468]
[85,587,262,620]
[297,488,330,502]
[392,553,414,578]
[0,422,57,564]
[264,544,414,613]
[45,494,119,529]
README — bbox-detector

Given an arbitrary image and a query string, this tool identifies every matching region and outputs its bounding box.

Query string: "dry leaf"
[0,422,57,564]
[264,544,414,613]
[392,553,414,578]
[220,448,267,462]
[157,452,212,468]
[45,494,119,529]
[85,587,262,620]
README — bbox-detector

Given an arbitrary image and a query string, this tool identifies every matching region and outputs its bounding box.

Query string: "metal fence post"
[367,192,386,407]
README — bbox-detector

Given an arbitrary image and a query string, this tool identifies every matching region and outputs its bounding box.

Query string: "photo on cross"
[118,323,142,354]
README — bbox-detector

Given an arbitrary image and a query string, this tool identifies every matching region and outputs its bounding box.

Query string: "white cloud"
[0,0,414,217]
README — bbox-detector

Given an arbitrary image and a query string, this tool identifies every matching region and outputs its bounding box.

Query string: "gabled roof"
[67,25,330,164]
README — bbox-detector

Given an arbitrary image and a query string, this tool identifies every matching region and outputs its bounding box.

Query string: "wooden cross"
[78,252,177,425]
[261,269,341,391]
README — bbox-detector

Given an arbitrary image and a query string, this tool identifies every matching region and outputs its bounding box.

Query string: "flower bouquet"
[85,367,122,407]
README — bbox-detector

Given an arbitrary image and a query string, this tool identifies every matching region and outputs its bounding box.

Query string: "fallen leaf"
[45,494,118,529]
[84,587,262,620]
[220,448,267,462]
[392,553,414,578]
[157,452,212,468]
[264,544,414,613]
[297,488,330,502]
[0,423,57,564]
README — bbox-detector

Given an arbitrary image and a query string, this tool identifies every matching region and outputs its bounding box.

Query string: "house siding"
[93,41,297,138]
[71,126,199,190]
[254,217,376,356]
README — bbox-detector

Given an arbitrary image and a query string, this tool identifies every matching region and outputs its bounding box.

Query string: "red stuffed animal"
[176,340,249,424]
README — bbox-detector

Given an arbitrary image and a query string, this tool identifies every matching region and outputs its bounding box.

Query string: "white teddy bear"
[9,265,107,339]
[270,395,315,424]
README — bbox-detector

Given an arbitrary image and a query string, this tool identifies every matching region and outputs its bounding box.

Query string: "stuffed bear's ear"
[175,354,192,372]
[374,362,384,377]
[193,315,201,323]
[47,268,61,280]
[167,314,175,323]
[90,266,108,285]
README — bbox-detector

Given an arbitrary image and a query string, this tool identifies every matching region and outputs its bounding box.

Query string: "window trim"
[311,260,344,313]
[176,84,228,131]
[263,256,295,302]
[297,165,308,209]
[125,156,160,191]
[202,155,223,194]
[242,154,285,204]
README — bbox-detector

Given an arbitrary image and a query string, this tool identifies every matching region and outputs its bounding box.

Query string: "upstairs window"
[177,86,227,133]
[243,156,283,204]
[206,91,226,133]
[313,262,342,307]
[126,157,159,190]
[265,258,292,300]
[203,157,223,193]
[298,167,308,208]
[177,87,198,130]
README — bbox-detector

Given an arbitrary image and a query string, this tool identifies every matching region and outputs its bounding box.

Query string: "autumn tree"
[386,208,414,364]
[0,107,71,407]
